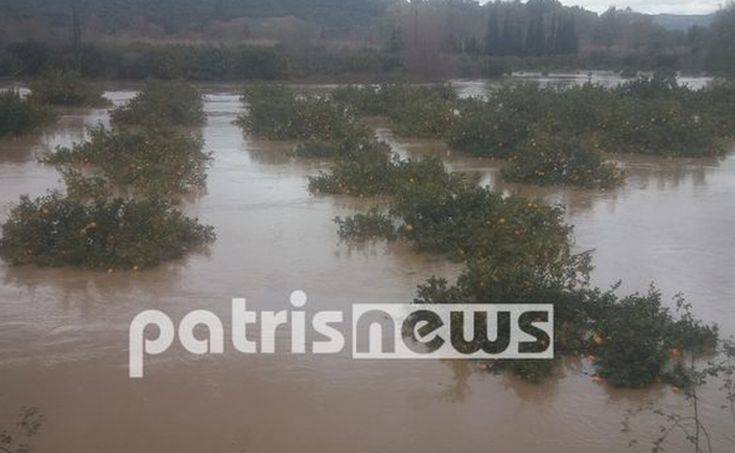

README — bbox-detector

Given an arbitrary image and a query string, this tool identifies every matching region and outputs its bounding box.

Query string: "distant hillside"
[650,13,715,31]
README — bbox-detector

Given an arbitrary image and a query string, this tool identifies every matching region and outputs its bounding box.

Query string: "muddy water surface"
[0,83,734,452]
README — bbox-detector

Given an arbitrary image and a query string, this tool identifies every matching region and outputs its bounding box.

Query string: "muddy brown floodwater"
[1,79,734,452]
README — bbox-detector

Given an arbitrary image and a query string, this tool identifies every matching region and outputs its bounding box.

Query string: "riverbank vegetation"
[27,70,108,107]
[0,90,55,138]
[2,2,734,81]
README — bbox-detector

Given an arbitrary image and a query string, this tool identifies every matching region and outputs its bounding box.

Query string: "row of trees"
[0,1,733,77]
[483,0,578,56]
[392,0,734,76]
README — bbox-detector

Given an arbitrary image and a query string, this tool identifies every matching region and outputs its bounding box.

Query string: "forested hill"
[0,0,396,34]
[650,13,715,31]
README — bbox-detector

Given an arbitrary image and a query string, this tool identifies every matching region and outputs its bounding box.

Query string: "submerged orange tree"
[0,81,216,271]
[0,90,55,138]
[0,193,214,270]
[28,69,109,107]
[239,82,719,388]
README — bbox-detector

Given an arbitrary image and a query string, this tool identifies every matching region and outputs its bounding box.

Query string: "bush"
[236,84,358,141]
[695,80,735,138]
[0,90,54,138]
[0,193,215,270]
[502,126,623,188]
[309,149,465,198]
[447,81,729,159]
[331,85,387,116]
[110,81,205,127]
[591,288,717,388]
[307,82,718,386]
[332,84,459,138]
[615,71,687,100]
[290,125,376,159]
[28,70,109,107]
[335,208,397,241]
[308,142,395,196]
[599,97,722,157]
[447,84,549,157]
[386,85,458,138]
[42,125,210,198]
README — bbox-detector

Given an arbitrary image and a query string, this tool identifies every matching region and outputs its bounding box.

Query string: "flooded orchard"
[1,80,734,452]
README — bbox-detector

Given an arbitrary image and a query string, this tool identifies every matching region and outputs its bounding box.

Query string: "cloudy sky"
[554,0,724,15]
[475,0,727,15]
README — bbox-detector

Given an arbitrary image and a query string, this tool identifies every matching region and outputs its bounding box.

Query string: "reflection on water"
[0,80,733,452]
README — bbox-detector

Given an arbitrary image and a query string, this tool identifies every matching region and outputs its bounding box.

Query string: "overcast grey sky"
[555,0,723,15]
[478,0,724,15]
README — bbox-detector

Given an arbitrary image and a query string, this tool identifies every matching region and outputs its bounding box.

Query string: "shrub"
[447,84,550,157]
[312,87,717,386]
[28,70,109,107]
[290,125,376,159]
[0,90,54,138]
[599,97,722,157]
[502,127,623,188]
[42,125,211,198]
[0,193,215,270]
[110,81,205,127]
[334,208,397,241]
[615,71,687,100]
[308,142,396,196]
[237,84,358,141]
[386,85,458,138]
[591,288,717,388]
[331,85,387,116]
[309,148,465,198]
[695,80,735,138]
[371,84,459,138]
[332,84,459,138]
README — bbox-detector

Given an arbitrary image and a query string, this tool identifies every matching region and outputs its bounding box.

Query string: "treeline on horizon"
[0,0,733,79]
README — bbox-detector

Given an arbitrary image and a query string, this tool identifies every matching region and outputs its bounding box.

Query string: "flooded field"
[1,79,734,452]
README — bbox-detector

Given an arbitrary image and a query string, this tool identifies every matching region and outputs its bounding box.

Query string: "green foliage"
[387,85,458,138]
[502,126,623,188]
[334,208,397,241]
[110,81,205,127]
[255,76,721,387]
[332,84,459,139]
[309,148,465,198]
[28,70,109,107]
[42,125,210,198]
[0,192,215,270]
[331,85,387,116]
[308,142,395,196]
[236,85,358,141]
[290,126,377,159]
[449,80,729,162]
[695,80,735,138]
[591,288,717,388]
[448,84,550,157]
[614,71,686,99]
[599,96,721,157]
[0,90,55,138]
